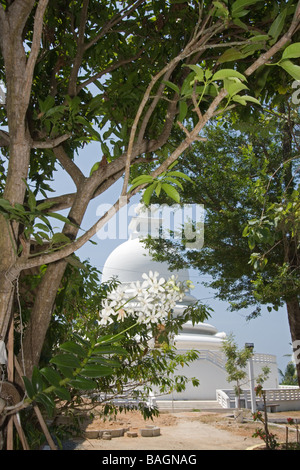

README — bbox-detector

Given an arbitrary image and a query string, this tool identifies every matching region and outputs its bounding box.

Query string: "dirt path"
[56,409,300,451]
[65,411,259,450]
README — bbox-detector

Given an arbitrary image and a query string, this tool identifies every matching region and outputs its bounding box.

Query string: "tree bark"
[286,297,300,387]
[20,170,99,378]
[0,31,32,341]
[20,260,67,377]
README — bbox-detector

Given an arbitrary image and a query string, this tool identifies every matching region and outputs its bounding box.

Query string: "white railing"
[263,388,300,402]
[216,389,231,408]
[196,351,276,371]
[197,350,226,370]
[216,387,300,409]
[252,353,277,364]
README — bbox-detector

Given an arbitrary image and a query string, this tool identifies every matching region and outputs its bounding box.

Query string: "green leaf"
[232,0,263,15]
[60,341,87,358]
[40,367,62,387]
[72,333,91,347]
[35,393,56,416]
[178,100,188,122]
[46,212,76,226]
[51,233,71,245]
[212,69,246,82]
[163,176,184,190]
[129,174,153,192]
[23,376,35,399]
[88,357,121,368]
[168,160,179,170]
[223,78,249,97]
[213,1,229,17]
[34,223,51,233]
[39,96,55,113]
[162,183,181,203]
[184,65,204,82]
[167,170,192,181]
[89,161,100,176]
[233,95,261,106]
[50,353,81,369]
[36,201,56,211]
[233,18,249,30]
[44,105,66,118]
[68,377,97,390]
[249,34,269,42]
[163,80,180,94]
[282,43,300,60]
[155,181,162,197]
[53,386,71,401]
[56,365,75,379]
[279,60,300,81]
[143,182,156,206]
[0,198,12,210]
[32,366,44,394]
[218,48,246,63]
[268,8,287,41]
[65,255,88,270]
[81,365,114,378]
[94,334,125,346]
[93,345,128,355]
[27,189,36,211]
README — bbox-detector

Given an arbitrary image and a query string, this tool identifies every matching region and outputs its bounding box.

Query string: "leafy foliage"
[279,361,299,385]
[222,334,253,404]
[22,333,127,417]
[20,263,211,423]
[144,106,300,317]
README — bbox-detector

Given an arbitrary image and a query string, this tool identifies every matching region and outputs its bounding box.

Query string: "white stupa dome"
[101,202,226,350]
[102,237,190,285]
[102,203,190,286]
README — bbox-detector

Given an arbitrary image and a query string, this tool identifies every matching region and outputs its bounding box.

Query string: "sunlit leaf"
[282,43,300,60]
[161,183,181,203]
[212,69,246,82]
[279,60,300,81]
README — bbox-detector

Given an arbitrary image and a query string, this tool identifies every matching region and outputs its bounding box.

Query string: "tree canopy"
[0,0,300,449]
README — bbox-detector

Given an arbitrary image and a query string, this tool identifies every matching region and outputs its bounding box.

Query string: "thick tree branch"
[0,130,9,146]
[53,145,85,188]
[23,0,49,106]
[0,5,6,44]
[36,167,125,212]
[32,134,71,149]
[68,0,89,97]
[7,0,36,33]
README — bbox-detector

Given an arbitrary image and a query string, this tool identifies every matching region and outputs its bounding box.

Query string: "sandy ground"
[62,409,300,451]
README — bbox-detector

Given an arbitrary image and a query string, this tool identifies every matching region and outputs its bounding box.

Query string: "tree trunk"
[20,260,67,377]
[0,19,32,341]
[20,175,99,378]
[286,297,300,387]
